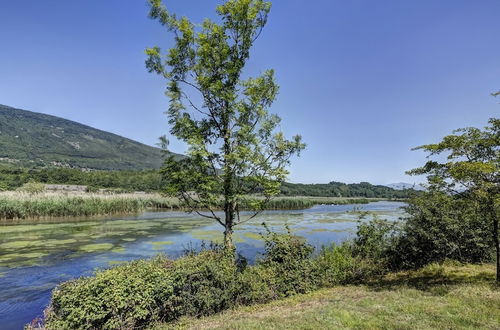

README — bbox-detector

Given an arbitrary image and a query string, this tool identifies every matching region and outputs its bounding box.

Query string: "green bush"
[351,192,495,273]
[315,243,360,286]
[164,250,239,319]
[392,191,493,269]
[257,226,318,296]
[42,228,364,329]
[17,181,45,194]
[45,257,173,330]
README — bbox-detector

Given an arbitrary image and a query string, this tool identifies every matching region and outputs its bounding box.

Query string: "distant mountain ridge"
[0,104,181,170]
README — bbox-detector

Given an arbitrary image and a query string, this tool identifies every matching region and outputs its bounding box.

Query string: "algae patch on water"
[79,243,114,252]
[150,241,174,250]
[191,230,223,243]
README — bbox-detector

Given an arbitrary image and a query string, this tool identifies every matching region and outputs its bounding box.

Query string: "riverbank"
[158,263,499,329]
[0,192,383,220]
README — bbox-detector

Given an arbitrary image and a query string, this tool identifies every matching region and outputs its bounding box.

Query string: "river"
[0,201,405,329]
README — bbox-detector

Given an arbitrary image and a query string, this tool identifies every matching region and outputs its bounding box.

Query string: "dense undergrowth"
[36,229,376,330]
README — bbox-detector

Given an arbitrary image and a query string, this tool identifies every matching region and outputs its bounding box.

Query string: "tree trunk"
[493,206,499,283]
[488,196,499,283]
[224,201,235,249]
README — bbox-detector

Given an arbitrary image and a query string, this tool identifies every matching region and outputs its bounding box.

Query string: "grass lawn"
[156,263,499,329]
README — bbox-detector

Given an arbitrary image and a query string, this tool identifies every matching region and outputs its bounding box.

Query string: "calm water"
[0,201,405,329]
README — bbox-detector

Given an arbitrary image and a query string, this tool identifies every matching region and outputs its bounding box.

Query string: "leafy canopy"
[145,0,304,234]
[408,118,499,194]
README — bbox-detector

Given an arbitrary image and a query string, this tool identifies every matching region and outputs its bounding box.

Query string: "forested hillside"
[281,181,414,198]
[0,104,182,170]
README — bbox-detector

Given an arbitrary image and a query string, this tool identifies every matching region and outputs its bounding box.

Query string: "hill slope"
[0,104,180,170]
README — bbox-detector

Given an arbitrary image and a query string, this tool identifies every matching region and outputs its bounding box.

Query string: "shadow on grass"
[366,262,498,293]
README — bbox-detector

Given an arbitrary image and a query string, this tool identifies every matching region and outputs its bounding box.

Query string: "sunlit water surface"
[0,201,405,329]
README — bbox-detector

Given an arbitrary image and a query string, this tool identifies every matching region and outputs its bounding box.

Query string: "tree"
[145,0,305,248]
[408,118,499,281]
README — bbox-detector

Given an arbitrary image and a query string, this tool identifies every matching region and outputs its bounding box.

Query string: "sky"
[0,0,499,184]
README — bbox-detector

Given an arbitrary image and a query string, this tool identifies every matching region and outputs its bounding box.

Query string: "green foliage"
[0,104,182,171]
[46,257,172,330]
[42,228,363,329]
[164,250,239,319]
[146,0,305,246]
[257,226,317,296]
[17,181,45,194]
[281,181,416,199]
[351,217,399,273]
[392,191,494,269]
[0,194,179,219]
[408,117,499,281]
[351,192,494,273]
[0,166,165,192]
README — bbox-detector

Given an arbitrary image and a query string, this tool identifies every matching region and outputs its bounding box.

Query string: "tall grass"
[256,196,374,210]
[0,192,375,220]
[0,192,180,220]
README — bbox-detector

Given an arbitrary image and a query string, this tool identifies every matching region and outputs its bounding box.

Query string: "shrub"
[392,191,493,269]
[314,243,360,286]
[17,181,45,194]
[257,226,318,296]
[164,250,239,319]
[41,228,363,329]
[351,192,495,272]
[351,216,399,273]
[45,257,173,330]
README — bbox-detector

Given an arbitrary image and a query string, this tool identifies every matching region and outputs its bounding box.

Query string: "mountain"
[0,104,181,170]
[385,182,425,191]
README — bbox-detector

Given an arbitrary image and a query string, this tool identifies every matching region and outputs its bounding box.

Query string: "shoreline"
[0,192,398,221]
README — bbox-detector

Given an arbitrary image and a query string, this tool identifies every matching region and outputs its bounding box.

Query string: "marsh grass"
[0,192,376,220]
[0,192,180,220]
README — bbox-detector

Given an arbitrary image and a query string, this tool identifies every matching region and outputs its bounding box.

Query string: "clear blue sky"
[1,0,499,184]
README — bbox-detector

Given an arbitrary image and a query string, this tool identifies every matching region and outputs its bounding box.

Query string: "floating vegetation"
[79,243,114,253]
[150,241,174,250]
[111,247,125,253]
[241,232,263,240]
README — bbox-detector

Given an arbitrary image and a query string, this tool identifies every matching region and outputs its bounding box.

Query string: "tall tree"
[408,118,499,281]
[146,0,305,247]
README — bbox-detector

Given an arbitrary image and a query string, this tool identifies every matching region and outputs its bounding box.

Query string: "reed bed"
[0,192,376,220]
[0,192,180,220]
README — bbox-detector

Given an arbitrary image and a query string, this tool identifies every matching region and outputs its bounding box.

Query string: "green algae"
[79,243,114,252]
[150,241,174,250]
[111,247,125,253]
[241,232,263,240]
[191,230,223,243]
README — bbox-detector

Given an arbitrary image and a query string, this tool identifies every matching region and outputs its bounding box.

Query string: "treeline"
[0,166,164,192]
[281,181,415,198]
[0,165,414,198]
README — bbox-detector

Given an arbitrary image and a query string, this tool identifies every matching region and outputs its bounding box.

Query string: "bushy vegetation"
[40,230,369,329]
[350,191,495,272]
[0,165,413,199]
[0,165,165,192]
[167,263,498,330]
